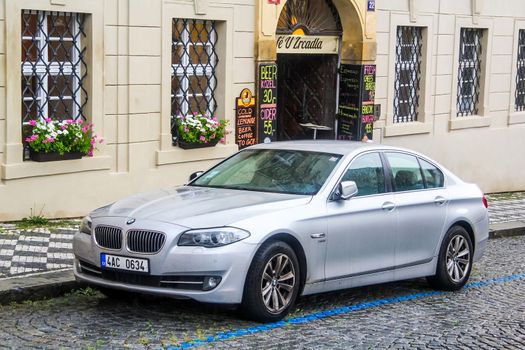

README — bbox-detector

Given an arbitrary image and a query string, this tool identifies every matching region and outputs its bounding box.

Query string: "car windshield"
[191,149,343,195]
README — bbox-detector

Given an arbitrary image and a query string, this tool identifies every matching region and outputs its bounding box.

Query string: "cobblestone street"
[1,236,524,349]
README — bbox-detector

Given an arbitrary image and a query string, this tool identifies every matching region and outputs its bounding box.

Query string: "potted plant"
[24,118,103,162]
[175,114,227,150]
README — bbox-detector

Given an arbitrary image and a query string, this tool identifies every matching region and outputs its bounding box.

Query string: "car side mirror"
[339,181,358,200]
[189,171,204,182]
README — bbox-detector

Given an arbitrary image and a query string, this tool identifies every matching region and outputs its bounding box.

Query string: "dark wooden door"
[277,54,338,140]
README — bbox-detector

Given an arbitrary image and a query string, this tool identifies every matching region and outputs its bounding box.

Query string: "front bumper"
[73,218,256,304]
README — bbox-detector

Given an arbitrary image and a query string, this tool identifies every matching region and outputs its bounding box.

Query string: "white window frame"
[21,10,83,123]
[393,26,422,124]
[509,21,525,125]
[456,28,483,117]
[171,19,217,118]
[384,13,433,138]
[449,17,493,131]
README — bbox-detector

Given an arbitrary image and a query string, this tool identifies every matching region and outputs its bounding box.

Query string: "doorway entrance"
[275,0,343,141]
[277,54,338,140]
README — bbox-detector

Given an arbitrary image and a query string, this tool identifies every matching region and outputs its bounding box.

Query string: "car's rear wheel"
[427,225,473,291]
[241,241,300,322]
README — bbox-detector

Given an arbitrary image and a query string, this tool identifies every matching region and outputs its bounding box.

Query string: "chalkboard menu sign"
[257,63,278,143]
[337,64,376,141]
[235,88,257,149]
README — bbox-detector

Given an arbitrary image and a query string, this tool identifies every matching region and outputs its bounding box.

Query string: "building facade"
[0,0,524,220]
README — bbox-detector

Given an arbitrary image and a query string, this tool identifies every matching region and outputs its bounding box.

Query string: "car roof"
[248,140,400,156]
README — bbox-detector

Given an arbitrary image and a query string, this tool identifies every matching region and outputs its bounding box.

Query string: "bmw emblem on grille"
[126,218,136,225]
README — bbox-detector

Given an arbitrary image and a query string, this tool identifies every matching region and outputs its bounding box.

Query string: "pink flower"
[212,117,218,122]
[184,127,189,133]
[211,134,216,139]
[25,137,32,142]
[66,119,75,124]
[87,150,94,157]
[45,118,52,123]
[46,137,55,143]
[199,136,206,142]
[82,126,89,133]
[90,138,97,145]
[29,120,37,126]
[99,138,105,144]
[220,137,225,143]
[60,124,68,130]
[25,135,38,142]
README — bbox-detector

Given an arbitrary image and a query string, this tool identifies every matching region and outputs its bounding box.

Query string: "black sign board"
[257,63,278,143]
[337,64,376,141]
[235,88,257,149]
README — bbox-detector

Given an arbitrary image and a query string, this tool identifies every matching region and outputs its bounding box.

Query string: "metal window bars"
[21,10,87,159]
[171,19,218,144]
[393,26,422,123]
[516,29,525,112]
[457,28,483,117]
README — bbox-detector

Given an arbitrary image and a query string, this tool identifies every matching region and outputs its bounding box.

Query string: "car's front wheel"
[241,241,300,322]
[427,225,473,291]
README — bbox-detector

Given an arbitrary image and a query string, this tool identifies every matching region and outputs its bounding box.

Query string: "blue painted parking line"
[166,272,525,350]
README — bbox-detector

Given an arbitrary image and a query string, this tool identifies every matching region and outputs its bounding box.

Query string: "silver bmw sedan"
[73,141,489,322]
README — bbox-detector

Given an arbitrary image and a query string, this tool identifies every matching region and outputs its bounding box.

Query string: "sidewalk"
[1,193,525,303]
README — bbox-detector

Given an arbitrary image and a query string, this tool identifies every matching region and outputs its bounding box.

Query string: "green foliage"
[24,118,103,156]
[176,114,228,144]
[17,206,49,229]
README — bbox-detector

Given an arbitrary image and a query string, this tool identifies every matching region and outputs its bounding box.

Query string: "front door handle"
[434,196,447,206]
[382,202,396,211]
[310,233,326,239]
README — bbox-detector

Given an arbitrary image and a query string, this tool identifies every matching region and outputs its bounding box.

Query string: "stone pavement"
[1,235,524,349]
[0,192,524,303]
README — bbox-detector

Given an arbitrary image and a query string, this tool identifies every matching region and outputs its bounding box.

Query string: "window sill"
[449,115,492,130]
[383,122,432,137]
[156,143,239,166]
[1,155,111,180]
[509,111,525,125]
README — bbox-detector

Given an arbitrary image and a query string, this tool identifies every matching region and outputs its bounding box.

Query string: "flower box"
[178,138,219,150]
[29,149,84,162]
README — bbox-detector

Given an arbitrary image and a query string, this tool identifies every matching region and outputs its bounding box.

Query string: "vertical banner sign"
[235,88,257,149]
[337,65,361,140]
[257,63,278,143]
[337,64,376,141]
[361,65,376,141]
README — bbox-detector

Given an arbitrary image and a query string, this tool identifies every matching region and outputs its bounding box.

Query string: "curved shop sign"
[276,35,339,55]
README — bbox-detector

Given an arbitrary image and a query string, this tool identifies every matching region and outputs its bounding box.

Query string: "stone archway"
[255,0,375,64]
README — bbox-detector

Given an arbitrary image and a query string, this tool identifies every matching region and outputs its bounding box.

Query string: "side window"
[342,153,386,197]
[419,158,444,188]
[386,153,424,192]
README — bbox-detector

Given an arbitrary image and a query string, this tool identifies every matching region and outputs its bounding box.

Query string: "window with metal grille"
[21,10,87,124]
[457,28,483,117]
[516,29,525,111]
[393,26,422,123]
[171,19,218,144]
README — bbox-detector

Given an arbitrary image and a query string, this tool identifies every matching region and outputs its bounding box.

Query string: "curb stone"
[1,223,524,305]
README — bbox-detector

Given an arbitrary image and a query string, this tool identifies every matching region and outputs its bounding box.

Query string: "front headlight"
[178,227,250,248]
[79,216,92,235]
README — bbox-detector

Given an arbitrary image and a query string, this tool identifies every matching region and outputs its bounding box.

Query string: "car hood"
[91,186,312,228]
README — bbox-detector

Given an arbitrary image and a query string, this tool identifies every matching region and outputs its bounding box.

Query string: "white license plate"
[100,253,149,273]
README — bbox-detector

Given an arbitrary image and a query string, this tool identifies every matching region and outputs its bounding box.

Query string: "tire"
[241,241,301,322]
[427,225,473,291]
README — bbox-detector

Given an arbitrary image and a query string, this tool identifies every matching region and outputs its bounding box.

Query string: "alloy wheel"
[260,253,296,314]
[446,235,471,283]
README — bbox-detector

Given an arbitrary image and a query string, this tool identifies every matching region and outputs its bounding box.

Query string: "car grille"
[78,260,205,291]
[94,226,122,250]
[127,230,166,254]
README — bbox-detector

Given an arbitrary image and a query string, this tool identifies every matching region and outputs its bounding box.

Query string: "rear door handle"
[382,202,396,211]
[434,196,447,206]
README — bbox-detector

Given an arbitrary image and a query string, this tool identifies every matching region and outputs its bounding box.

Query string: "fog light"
[202,276,222,291]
